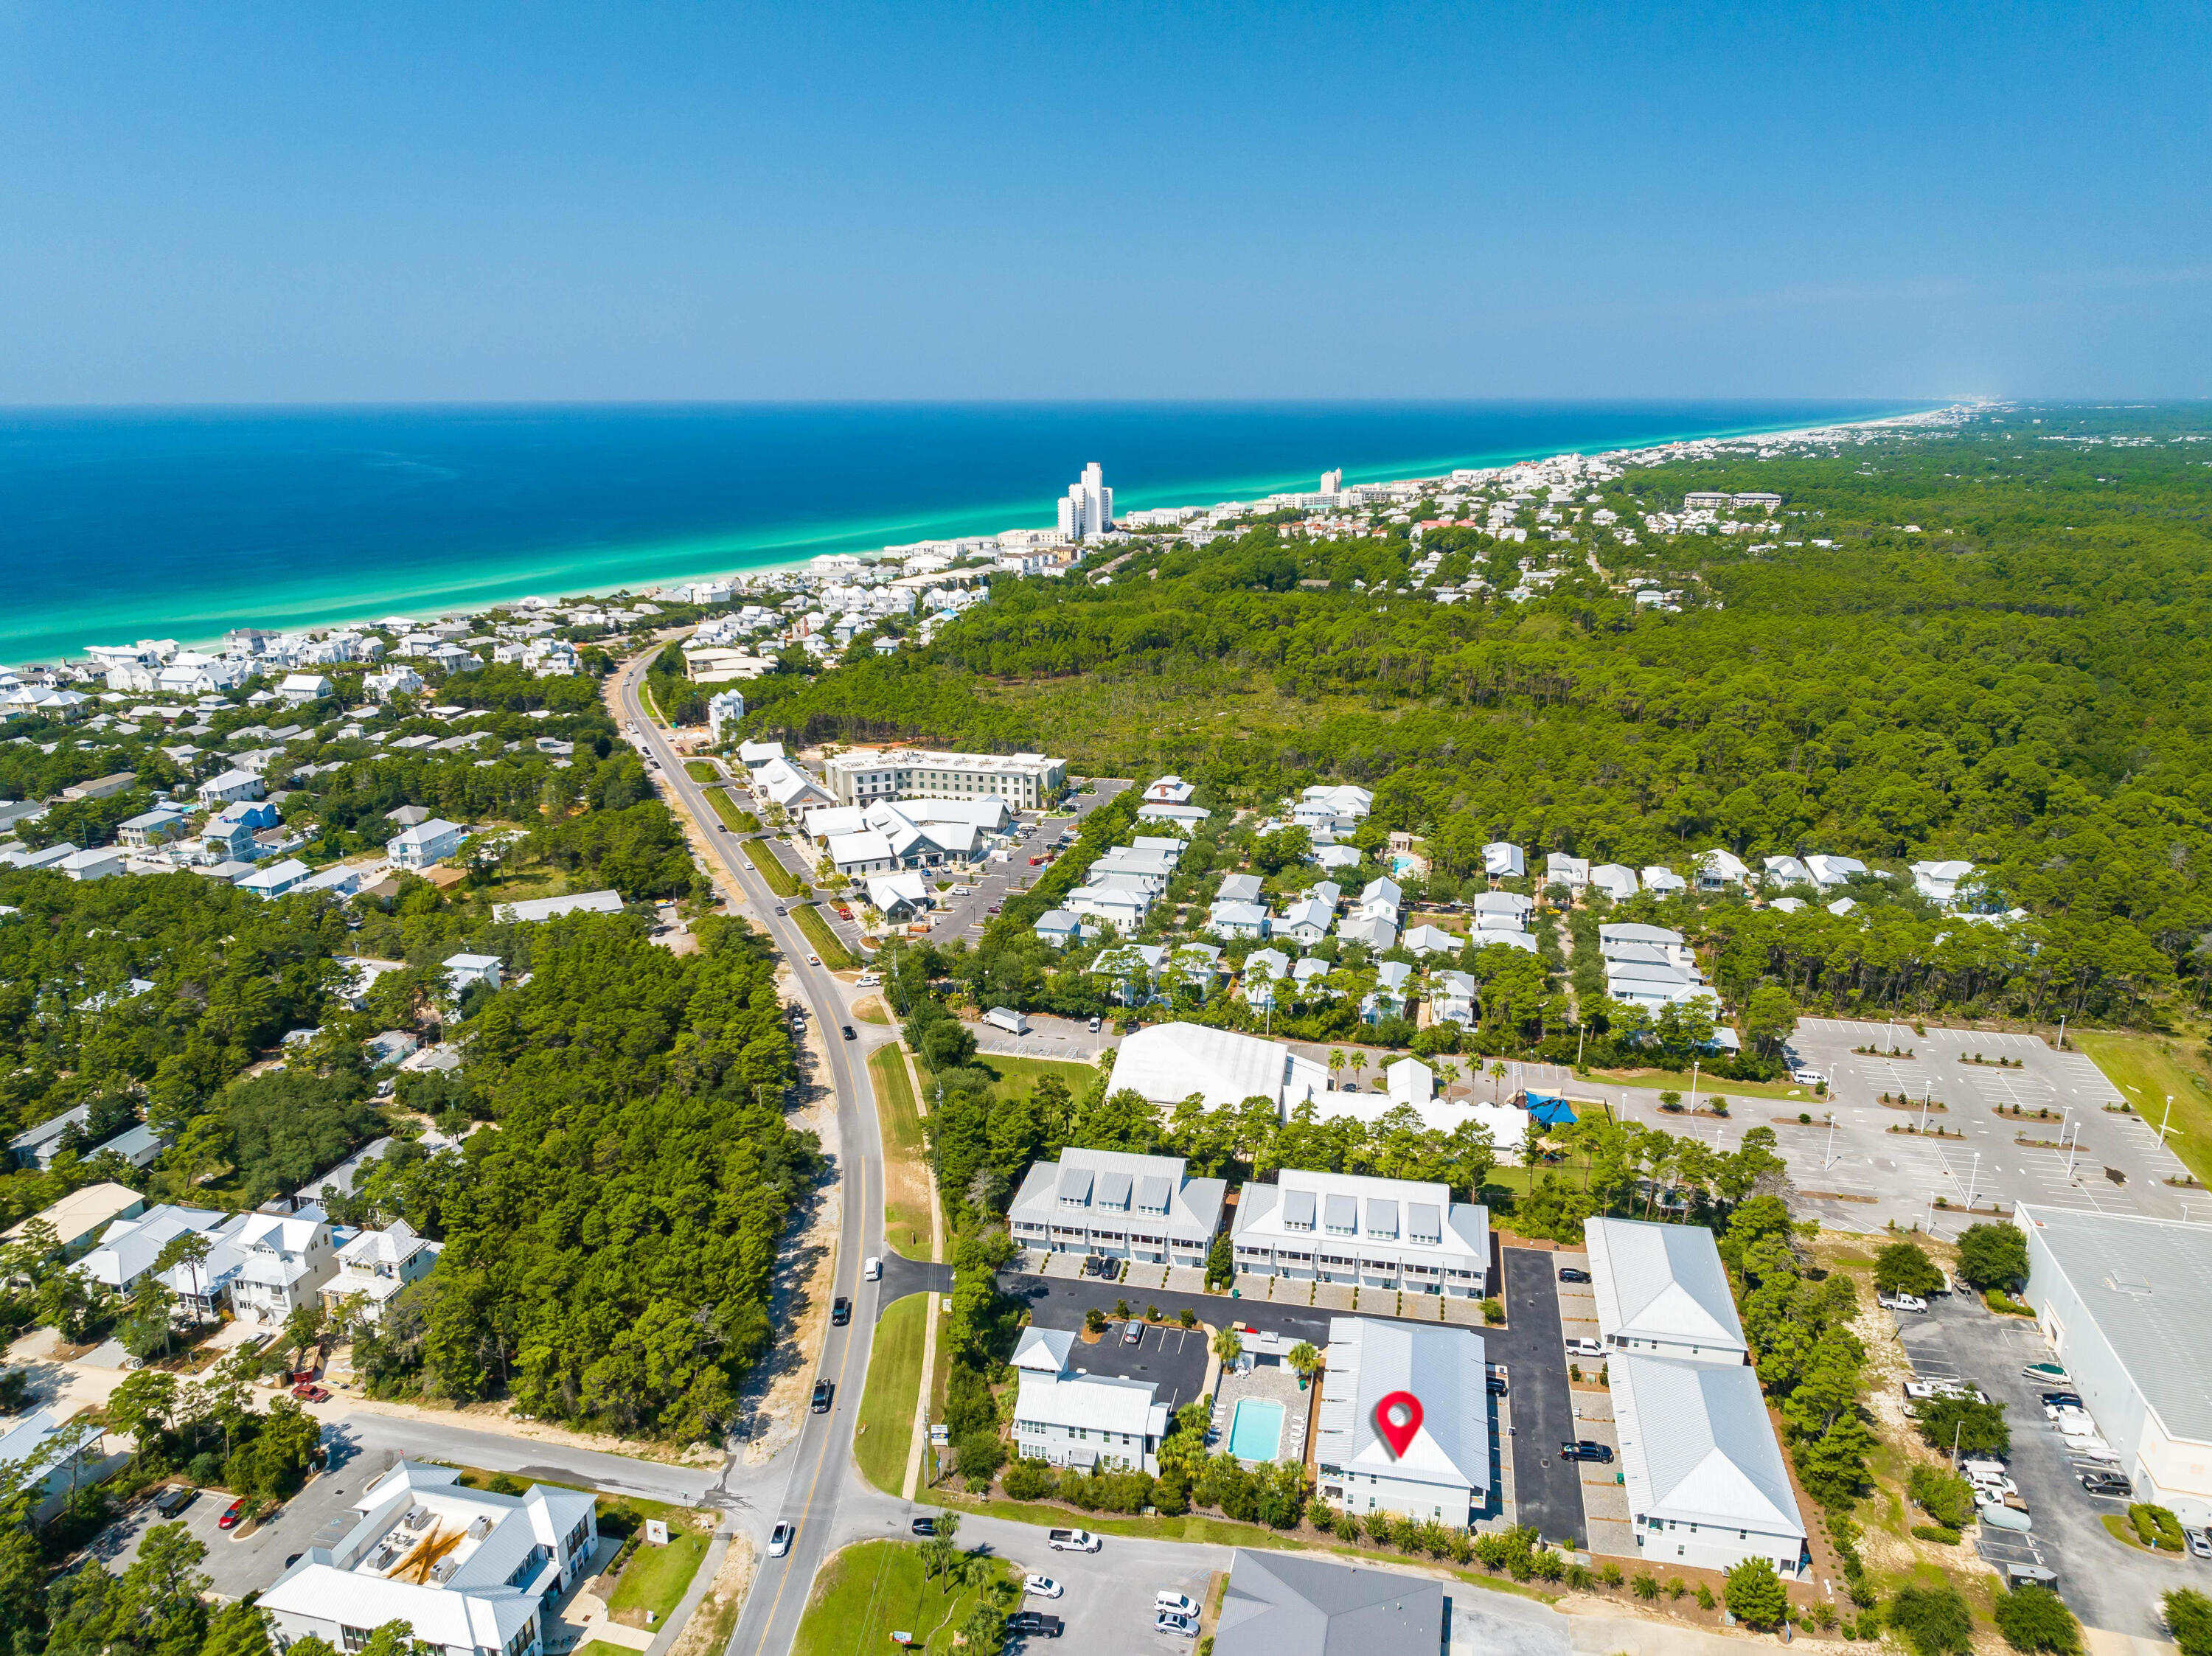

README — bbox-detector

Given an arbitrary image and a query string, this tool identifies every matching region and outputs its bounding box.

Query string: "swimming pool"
[1226,1397,1286,1462]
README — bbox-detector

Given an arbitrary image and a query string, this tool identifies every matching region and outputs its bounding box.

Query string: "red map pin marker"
[1374,1391,1423,1458]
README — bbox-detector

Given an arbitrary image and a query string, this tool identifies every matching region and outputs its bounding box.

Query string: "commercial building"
[2017,1204,2212,1526]
[260,1460,597,1656]
[1232,1172,1489,1298]
[1585,1217,1748,1364]
[1213,1550,1442,1656]
[1612,1354,1806,1576]
[1314,1317,1489,1525]
[822,747,1064,810]
[1110,1021,1328,1114]
[1006,1148,1225,1267]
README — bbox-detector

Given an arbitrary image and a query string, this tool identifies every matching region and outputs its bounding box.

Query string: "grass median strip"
[742,837,805,897]
[855,1293,928,1495]
[870,1045,933,1258]
[703,789,759,833]
[793,902,859,970]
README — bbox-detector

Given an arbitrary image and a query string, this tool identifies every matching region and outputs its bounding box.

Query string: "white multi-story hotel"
[1232,1172,1489,1298]
[822,747,1065,810]
[260,1461,597,1656]
[1057,462,1113,542]
[1007,1149,1225,1267]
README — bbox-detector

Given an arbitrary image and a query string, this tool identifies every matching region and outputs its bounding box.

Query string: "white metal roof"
[1612,1354,1804,1538]
[1015,1368,1166,1436]
[2018,1204,2212,1444]
[1114,1021,1295,1110]
[1314,1316,1487,1496]
[1585,1217,1747,1355]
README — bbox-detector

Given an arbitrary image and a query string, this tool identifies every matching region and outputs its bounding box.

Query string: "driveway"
[1481,1250,1587,1551]
[1034,1317,1210,1416]
[1896,1292,2199,1638]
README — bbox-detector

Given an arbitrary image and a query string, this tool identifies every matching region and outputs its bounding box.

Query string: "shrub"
[1083,1306,1107,1334]
[1910,1524,1961,1545]
[1600,1562,1624,1588]
[1723,1558,1787,1629]
[1697,1584,1716,1611]
[1666,1577,1687,1600]
[1907,1464,1976,1528]
[1001,1457,1058,1501]
[2165,1590,2212,1656]
[957,1430,1006,1489]
[1994,1586,2080,1655]
[1889,1586,1973,1656]
[1632,1573,1660,1601]
[1481,1297,1504,1325]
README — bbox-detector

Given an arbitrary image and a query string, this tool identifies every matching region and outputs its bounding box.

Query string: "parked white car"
[1023,1574,1062,1598]
[1155,1593,1200,1618]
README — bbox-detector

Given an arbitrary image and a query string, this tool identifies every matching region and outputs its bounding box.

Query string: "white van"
[863,1256,882,1281]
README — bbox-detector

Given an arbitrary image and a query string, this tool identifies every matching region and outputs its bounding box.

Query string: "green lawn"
[855,1293,928,1495]
[683,759,722,784]
[703,789,760,834]
[794,903,860,970]
[743,837,806,897]
[924,1051,1099,1107]
[575,1641,636,1656]
[607,1530,709,1625]
[869,1045,933,1258]
[855,998,891,1025]
[2074,1029,2212,1186]
[791,1540,1009,1656]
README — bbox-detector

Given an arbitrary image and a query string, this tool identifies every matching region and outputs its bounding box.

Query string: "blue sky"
[1,1,2205,402]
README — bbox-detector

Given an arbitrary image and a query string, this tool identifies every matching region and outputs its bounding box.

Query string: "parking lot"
[1893,1291,2207,1638]
[1021,1305,1211,1416]
[84,1430,407,1598]
[922,780,1130,947]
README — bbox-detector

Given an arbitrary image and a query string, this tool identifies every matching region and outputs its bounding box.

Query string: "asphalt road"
[615,653,888,1656]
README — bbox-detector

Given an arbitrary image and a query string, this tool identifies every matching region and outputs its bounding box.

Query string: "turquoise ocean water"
[0,401,1916,661]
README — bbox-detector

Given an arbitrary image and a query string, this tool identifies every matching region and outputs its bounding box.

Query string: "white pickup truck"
[1047,1528,1100,1553]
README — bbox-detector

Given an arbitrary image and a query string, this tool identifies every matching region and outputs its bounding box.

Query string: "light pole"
[2065,1121,2083,1182]
[1824,1113,1838,1170]
[1919,1085,1933,1136]
[2056,1013,2067,1051]
[1964,1151,1982,1211]
[1689,1060,1700,1115]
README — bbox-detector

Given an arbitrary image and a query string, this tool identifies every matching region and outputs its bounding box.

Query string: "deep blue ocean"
[0,401,1913,661]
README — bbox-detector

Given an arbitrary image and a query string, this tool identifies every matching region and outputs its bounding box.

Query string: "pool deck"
[1213,1352,1313,1467]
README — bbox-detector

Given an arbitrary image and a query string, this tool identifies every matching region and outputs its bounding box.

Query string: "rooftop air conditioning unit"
[467,1516,493,1540]
[402,1508,431,1531]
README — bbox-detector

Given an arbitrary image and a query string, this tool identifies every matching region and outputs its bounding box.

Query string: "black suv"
[1558,1267,1591,1284]
[909,1515,938,1537]
[811,1379,835,1413]
[832,1296,851,1326]
[1560,1440,1614,1463]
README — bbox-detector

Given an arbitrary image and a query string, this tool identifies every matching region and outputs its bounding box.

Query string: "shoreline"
[7,400,1951,663]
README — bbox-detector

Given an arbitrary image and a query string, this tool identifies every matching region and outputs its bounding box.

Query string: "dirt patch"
[344,1395,724,1467]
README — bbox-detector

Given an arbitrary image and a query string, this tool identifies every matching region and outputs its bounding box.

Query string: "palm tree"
[1328,1048,1346,1090]
[1490,1061,1509,1101]
[1211,1326,1243,1366]
[1285,1341,1321,1391]
[1349,1051,1369,1089]
[1439,1061,1461,1097]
